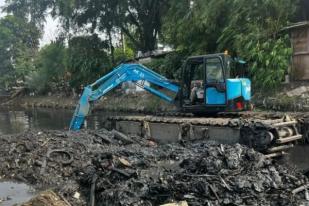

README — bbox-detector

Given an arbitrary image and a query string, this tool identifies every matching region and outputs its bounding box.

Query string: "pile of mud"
[0,129,308,205]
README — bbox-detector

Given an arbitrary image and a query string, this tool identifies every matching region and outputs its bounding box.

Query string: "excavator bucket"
[69,86,92,130]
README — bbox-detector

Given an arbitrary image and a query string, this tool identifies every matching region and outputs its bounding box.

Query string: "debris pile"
[0,130,308,205]
[21,191,70,206]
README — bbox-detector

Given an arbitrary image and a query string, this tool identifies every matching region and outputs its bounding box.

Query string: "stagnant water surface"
[0,181,35,206]
[0,108,118,135]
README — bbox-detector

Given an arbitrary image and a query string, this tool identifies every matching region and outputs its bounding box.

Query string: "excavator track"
[107,113,302,158]
[239,117,302,158]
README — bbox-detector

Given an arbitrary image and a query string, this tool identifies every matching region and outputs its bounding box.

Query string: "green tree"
[163,0,296,89]
[144,52,186,79]
[74,0,169,52]
[26,42,67,93]
[114,46,135,64]
[0,15,40,89]
[217,0,295,89]
[67,34,111,89]
[5,0,169,53]
[163,0,231,54]
[5,0,73,30]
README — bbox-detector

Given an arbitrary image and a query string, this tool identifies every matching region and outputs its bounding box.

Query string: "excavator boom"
[69,63,179,130]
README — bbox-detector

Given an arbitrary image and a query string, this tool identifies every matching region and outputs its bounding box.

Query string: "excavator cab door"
[205,57,226,105]
[180,54,229,114]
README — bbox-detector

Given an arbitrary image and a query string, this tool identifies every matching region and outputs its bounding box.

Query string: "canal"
[0,107,115,135]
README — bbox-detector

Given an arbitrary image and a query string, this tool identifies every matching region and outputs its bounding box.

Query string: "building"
[284,21,309,80]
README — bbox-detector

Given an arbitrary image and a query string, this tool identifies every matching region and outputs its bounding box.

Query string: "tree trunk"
[121,31,126,54]
[108,31,115,65]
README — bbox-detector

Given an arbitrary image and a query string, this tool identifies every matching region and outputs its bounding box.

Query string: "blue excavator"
[70,53,251,131]
[69,52,303,158]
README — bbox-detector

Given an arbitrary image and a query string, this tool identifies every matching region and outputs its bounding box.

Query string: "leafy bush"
[164,0,296,90]
[67,34,111,89]
[0,15,40,89]
[244,36,292,90]
[144,52,186,79]
[26,71,49,94]
[114,46,135,64]
[26,42,67,94]
[216,0,295,90]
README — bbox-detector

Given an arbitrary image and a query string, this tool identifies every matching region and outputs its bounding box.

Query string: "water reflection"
[0,181,36,206]
[287,145,309,172]
[0,110,30,134]
[0,108,113,135]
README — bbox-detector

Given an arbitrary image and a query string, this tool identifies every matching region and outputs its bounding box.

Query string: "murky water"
[0,108,117,135]
[0,181,35,206]
[287,145,309,172]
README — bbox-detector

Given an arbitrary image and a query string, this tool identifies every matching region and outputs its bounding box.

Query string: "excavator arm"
[69,63,180,130]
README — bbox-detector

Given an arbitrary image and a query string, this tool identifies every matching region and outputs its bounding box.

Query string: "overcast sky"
[0,0,59,46]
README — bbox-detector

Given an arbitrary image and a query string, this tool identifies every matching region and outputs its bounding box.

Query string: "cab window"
[206,58,224,83]
[192,63,204,80]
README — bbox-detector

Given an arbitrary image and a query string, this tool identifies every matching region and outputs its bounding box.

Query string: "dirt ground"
[0,129,308,206]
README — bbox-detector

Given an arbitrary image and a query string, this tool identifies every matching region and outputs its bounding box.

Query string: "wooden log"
[93,132,112,144]
[112,130,134,144]
[160,201,188,206]
[292,183,309,195]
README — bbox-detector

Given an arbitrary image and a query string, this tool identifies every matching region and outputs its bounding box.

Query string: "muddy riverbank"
[0,129,309,205]
[1,92,176,113]
[5,83,309,114]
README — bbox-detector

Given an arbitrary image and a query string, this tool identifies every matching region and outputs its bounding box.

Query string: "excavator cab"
[179,53,251,114]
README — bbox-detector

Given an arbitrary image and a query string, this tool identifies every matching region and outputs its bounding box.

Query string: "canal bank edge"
[1,93,176,113]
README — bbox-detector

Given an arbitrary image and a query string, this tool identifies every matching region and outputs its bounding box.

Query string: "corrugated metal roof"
[282,21,309,31]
